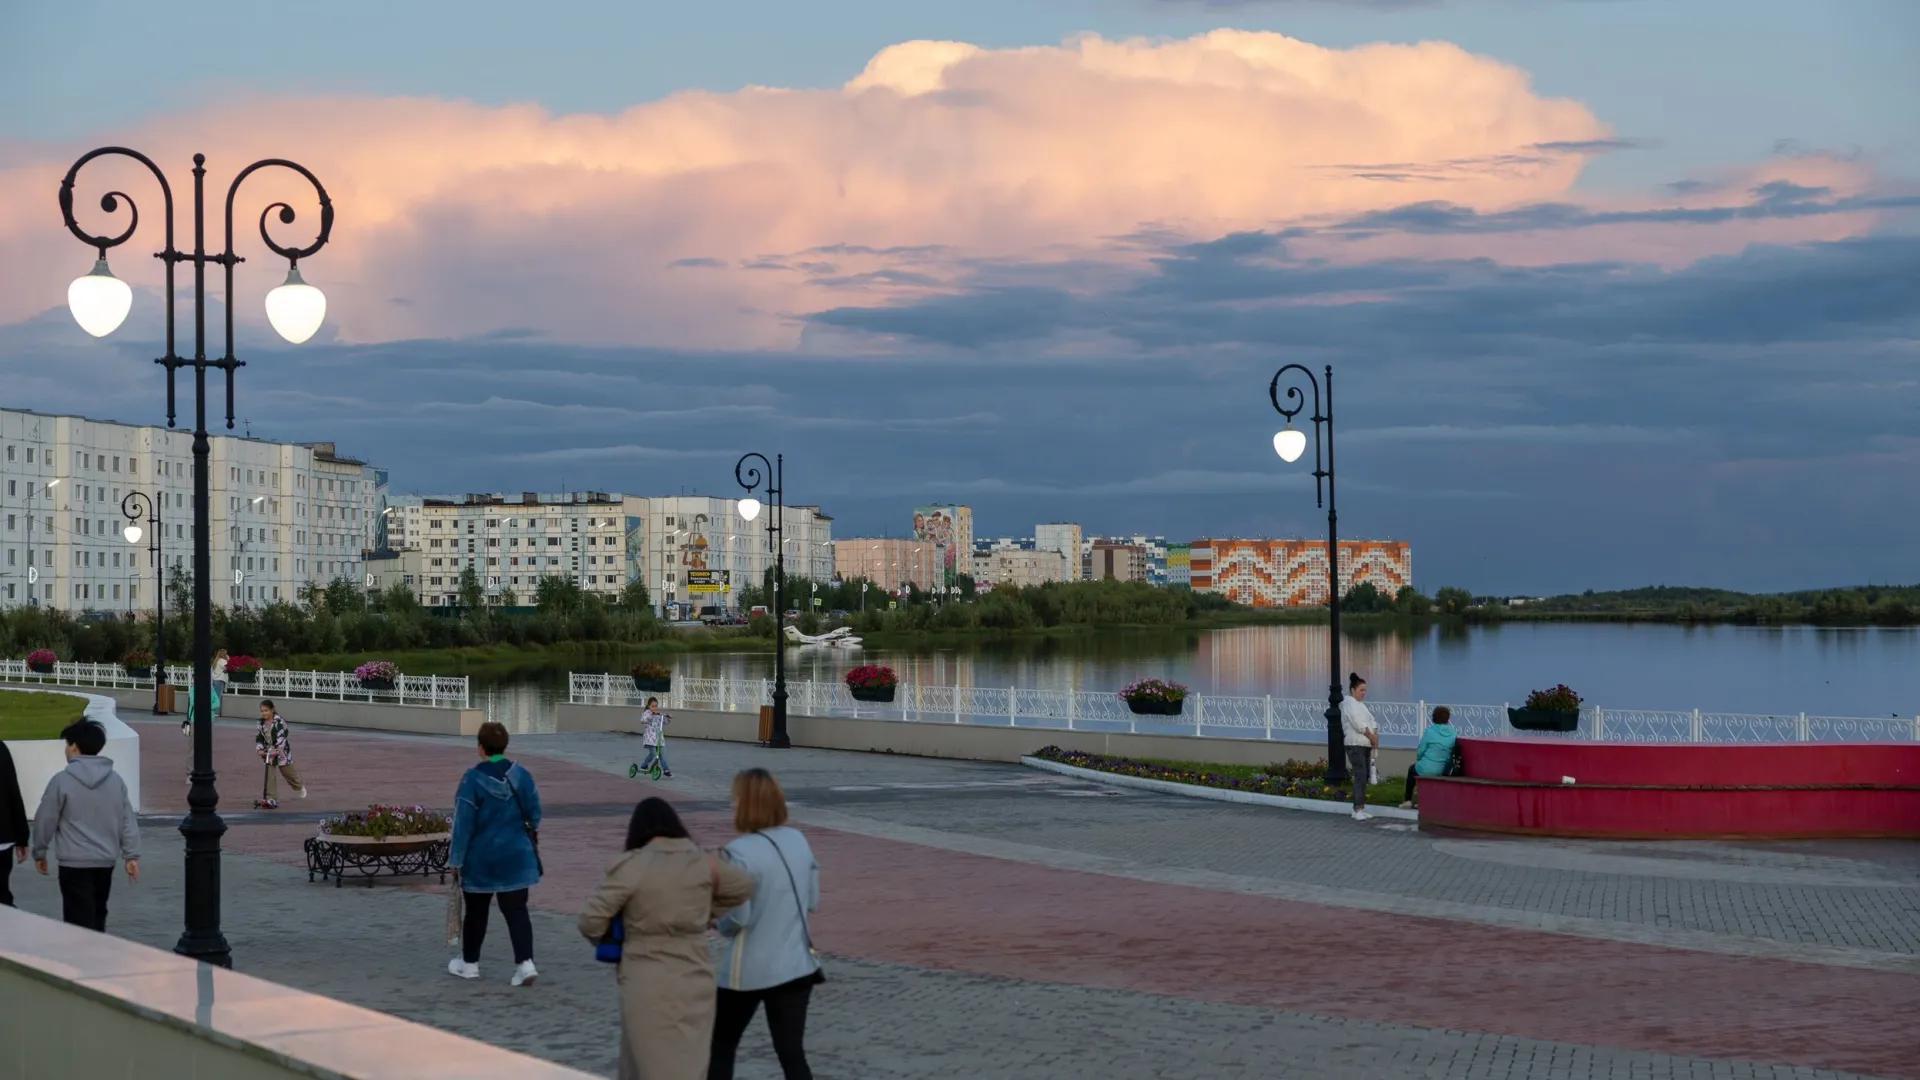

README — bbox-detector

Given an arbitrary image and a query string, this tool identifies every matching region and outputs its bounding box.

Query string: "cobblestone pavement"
[50,721,1917,1078]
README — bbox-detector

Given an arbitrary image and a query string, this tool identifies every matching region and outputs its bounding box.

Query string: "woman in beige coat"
[580,797,754,1080]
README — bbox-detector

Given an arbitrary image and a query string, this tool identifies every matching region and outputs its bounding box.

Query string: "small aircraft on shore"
[782,624,864,650]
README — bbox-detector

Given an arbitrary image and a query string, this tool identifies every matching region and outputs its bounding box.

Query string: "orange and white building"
[1189,538,1411,607]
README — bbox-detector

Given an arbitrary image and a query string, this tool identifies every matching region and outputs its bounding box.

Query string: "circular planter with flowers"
[845,664,898,703]
[227,654,262,685]
[1120,678,1188,716]
[354,660,399,692]
[1508,683,1582,732]
[122,649,154,680]
[305,804,452,887]
[26,649,57,675]
[631,661,672,694]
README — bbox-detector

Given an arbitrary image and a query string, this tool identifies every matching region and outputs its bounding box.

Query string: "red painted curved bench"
[1417,738,1920,839]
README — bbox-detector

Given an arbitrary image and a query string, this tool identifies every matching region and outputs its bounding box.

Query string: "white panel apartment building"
[382,492,833,614]
[1,409,382,612]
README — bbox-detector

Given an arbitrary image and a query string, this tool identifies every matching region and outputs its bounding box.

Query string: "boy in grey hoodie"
[30,719,140,931]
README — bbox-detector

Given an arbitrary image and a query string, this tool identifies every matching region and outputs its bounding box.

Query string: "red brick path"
[140,723,1920,1078]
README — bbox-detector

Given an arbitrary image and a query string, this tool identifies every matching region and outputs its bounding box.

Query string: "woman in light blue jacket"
[709,768,820,1080]
[1401,705,1458,809]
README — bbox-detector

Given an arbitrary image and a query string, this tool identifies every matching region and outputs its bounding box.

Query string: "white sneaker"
[447,957,480,980]
[510,960,538,987]
[297,786,309,800]
[1352,810,1373,822]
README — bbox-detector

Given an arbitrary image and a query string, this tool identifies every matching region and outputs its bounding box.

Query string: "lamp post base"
[764,692,792,749]
[175,805,232,968]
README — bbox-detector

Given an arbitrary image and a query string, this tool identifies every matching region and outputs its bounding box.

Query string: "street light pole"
[60,147,334,967]
[120,490,165,714]
[1269,363,1348,785]
[734,452,788,748]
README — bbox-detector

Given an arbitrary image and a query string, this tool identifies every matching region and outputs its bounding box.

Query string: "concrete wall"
[1,689,142,813]
[0,905,597,1079]
[5,682,481,738]
[554,702,1416,772]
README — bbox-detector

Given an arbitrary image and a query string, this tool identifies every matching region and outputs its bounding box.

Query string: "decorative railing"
[1,660,469,709]
[567,672,1919,745]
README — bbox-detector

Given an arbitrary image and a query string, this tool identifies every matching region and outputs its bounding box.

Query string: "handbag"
[758,833,826,985]
[504,767,543,877]
[597,852,721,963]
[1443,742,1465,777]
[446,869,464,947]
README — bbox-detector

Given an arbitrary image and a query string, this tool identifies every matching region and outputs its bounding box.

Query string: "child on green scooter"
[627,698,671,780]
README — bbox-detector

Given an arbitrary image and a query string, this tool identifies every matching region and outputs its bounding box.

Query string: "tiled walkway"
[12,719,1911,1079]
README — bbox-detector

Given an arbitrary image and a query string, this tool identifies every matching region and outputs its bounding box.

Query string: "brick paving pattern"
[13,719,1907,1079]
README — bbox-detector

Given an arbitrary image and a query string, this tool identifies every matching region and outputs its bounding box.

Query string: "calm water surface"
[473,623,1919,731]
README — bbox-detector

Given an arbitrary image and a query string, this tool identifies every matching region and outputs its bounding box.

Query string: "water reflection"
[471,623,1919,733]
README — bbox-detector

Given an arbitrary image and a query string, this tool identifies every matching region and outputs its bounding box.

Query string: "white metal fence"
[2,660,469,709]
[568,673,1920,746]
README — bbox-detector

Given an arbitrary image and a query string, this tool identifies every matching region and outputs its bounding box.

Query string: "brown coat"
[578,838,755,1080]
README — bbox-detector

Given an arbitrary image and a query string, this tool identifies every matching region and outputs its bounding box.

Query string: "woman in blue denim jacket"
[448,721,543,987]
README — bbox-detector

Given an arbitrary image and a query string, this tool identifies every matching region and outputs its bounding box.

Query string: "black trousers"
[709,976,815,1080]
[1404,765,1421,804]
[59,866,114,931]
[0,852,15,907]
[462,888,533,965]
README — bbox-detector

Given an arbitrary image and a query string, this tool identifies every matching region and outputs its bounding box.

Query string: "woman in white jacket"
[1339,672,1379,821]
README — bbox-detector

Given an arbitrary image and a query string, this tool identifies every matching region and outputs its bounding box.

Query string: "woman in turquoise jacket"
[1400,706,1458,809]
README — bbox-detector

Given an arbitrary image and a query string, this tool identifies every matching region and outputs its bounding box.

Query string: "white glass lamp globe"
[1274,426,1308,463]
[265,263,326,344]
[68,257,133,338]
[123,524,142,545]
[738,497,763,522]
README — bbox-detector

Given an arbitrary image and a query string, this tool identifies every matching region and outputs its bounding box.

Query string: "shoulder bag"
[503,767,543,877]
[758,832,826,985]
[596,850,721,963]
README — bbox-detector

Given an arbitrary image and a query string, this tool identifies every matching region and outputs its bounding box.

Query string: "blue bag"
[595,918,624,963]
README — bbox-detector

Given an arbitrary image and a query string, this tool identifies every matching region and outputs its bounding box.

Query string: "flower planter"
[228,670,258,685]
[359,678,396,692]
[1125,698,1185,716]
[1507,706,1579,733]
[632,676,671,693]
[849,685,896,703]
[124,666,153,680]
[305,832,451,888]
[26,662,53,675]
[318,831,450,855]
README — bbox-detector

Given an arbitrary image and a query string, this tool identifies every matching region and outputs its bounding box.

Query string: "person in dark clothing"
[0,740,31,906]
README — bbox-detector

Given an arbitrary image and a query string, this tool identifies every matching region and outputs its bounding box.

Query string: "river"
[471,622,1920,732]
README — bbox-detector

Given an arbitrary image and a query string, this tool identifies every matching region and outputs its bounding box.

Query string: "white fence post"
[1264,695,1273,741]
[1068,690,1077,731]
[1194,693,1204,736]
[1417,701,1427,739]
[1592,706,1603,741]
[1798,712,1810,741]
[1691,708,1702,743]
[1009,688,1018,727]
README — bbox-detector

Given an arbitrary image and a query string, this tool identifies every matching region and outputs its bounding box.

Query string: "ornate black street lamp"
[1269,363,1349,785]
[120,489,166,715]
[60,147,335,967]
[734,452,790,748]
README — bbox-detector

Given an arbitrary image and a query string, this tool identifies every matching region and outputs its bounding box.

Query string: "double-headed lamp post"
[1269,363,1349,785]
[120,490,166,714]
[60,146,334,967]
[734,452,789,748]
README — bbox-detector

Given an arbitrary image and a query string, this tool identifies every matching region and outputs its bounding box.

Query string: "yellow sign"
[687,570,730,594]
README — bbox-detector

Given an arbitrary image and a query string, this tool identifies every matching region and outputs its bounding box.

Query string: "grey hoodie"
[29,755,140,869]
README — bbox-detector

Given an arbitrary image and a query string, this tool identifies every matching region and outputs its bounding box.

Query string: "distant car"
[828,609,849,618]
[783,609,801,618]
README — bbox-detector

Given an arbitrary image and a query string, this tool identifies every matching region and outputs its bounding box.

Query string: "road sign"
[27,567,37,584]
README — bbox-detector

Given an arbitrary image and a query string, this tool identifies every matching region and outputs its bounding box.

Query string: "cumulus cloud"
[0,29,1610,347]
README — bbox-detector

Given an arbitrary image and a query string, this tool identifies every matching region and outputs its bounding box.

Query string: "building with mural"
[912,504,973,582]
[1189,538,1411,607]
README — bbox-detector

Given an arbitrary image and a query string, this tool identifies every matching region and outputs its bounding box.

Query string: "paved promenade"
[10,718,1915,1078]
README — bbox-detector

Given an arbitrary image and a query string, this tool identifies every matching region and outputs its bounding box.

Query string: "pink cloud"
[1,28,1854,349]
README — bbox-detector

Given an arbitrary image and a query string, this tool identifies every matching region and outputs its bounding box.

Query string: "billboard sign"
[686,569,730,594]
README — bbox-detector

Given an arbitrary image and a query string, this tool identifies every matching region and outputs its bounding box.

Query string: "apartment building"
[833,538,938,594]
[628,495,833,616]
[0,409,382,612]
[1088,540,1149,583]
[1190,538,1412,607]
[975,547,1073,589]
[1034,522,1083,580]
[395,492,628,606]
[912,504,973,582]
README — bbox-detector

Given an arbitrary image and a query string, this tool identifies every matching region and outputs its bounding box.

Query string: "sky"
[0,0,1916,595]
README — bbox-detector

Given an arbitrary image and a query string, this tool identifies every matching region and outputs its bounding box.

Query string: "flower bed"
[1031,746,1404,804]
[631,661,672,693]
[846,664,898,703]
[228,654,262,684]
[122,649,154,678]
[320,803,450,840]
[1119,678,1187,716]
[26,648,56,674]
[354,660,399,691]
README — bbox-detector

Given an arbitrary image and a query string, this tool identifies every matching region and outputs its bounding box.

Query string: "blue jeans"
[639,744,669,773]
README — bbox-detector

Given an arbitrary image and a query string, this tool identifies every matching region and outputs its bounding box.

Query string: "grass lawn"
[1037,747,1410,806]
[0,689,87,740]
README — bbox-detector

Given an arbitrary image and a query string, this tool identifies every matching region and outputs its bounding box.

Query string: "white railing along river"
[2,660,470,709]
[568,672,1920,746]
